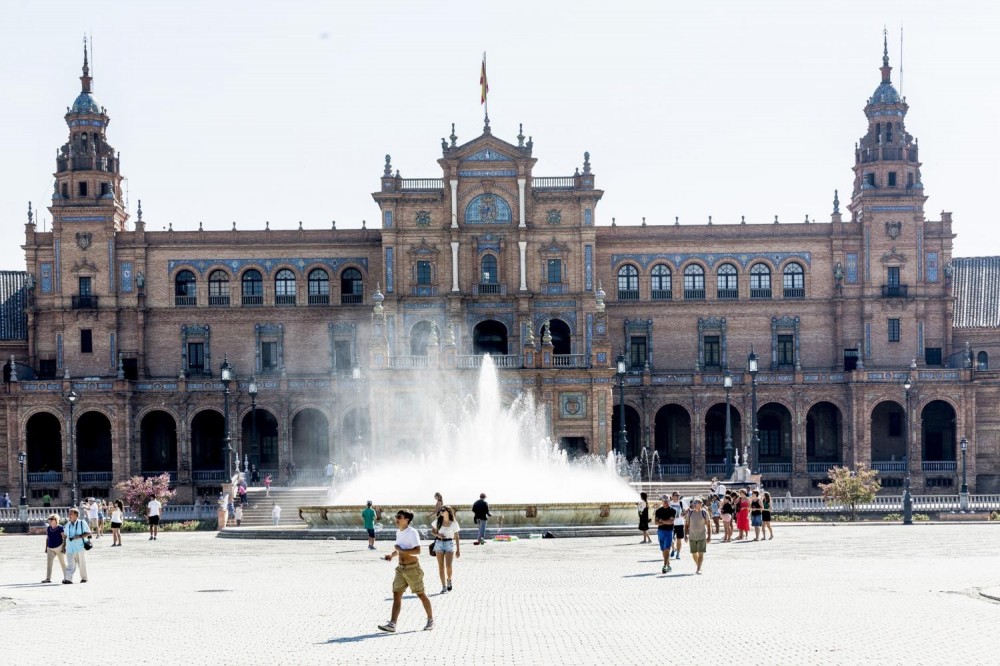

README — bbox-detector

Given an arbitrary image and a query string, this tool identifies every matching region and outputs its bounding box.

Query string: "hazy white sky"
[3,1,999,271]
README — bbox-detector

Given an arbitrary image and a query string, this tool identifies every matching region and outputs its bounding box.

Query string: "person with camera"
[63,507,91,584]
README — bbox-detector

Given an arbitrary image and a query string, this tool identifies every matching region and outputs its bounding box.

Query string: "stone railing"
[657,464,692,476]
[0,504,219,524]
[389,356,430,369]
[553,354,588,368]
[769,494,1000,514]
[456,355,521,369]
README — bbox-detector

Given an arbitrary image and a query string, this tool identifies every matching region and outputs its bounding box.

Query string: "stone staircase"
[231,486,333,528]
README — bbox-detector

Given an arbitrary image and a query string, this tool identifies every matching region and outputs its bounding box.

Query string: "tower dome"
[70,91,101,115]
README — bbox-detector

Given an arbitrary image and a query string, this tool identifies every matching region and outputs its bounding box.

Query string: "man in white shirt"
[86,498,100,538]
[378,509,434,633]
[669,492,686,561]
[146,496,162,541]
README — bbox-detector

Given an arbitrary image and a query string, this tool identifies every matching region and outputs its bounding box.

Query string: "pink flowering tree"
[115,473,176,519]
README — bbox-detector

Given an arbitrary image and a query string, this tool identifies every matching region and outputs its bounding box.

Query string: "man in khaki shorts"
[684,497,712,574]
[379,509,434,632]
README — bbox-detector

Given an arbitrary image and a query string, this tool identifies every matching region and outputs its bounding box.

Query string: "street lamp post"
[959,437,969,512]
[724,371,734,480]
[615,353,628,456]
[903,377,913,525]
[63,390,79,507]
[248,375,258,478]
[18,450,27,506]
[220,355,234,482]
[747,346,759,475]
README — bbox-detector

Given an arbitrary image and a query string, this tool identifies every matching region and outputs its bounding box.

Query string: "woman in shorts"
[761,491,774,540]
[431,506,460,595]
[750,490,764,541]
[710,495,721,535]
[110,500,124,547]
[720,493,735,542]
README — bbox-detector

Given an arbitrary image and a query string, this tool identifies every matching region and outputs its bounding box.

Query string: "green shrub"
[913,513,930,522]
[883,513,902,521]
[772,514,798,522]
[991,511,1000,521]
[804,515,823,522]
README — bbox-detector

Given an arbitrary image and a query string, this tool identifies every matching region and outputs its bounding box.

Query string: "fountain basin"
[300,502,639,529]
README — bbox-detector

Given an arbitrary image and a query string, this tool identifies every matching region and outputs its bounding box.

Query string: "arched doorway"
[704,403,741,467]
[654,404,692,469]
[610,403,642,459]
[77,411,113,489]
[472,320,508,356]
[241,409,280,471]
[806,402,842,467]
[870,401,906,465]
[410,320,437,356]
[25,412,62,477]
[921,400,957,463]
[191,410,225,474]
[756,402,792,467]
[541,319,572,355]
[140,411,177,475]
[292,409,330,471]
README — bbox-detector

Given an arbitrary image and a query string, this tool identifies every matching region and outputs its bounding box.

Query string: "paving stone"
[1,524,998,664]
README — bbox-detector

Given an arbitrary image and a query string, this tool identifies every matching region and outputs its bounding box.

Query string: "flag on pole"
[480,53,489,105]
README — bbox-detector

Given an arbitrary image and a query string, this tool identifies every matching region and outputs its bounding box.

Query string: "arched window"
[275,269,296,305]
[978,351,989,371]
[174,270,196,306]
[341,268,363,304]
[481,255,498,283]
[208,270,230,306]
[783,263,805,298]
[717,263,738,299]
[750,263,771,299]
[683,265,705,299]
[242,269,263,306]
[308,269,330,305]
[617,265,638,300]
[651,265,672,300]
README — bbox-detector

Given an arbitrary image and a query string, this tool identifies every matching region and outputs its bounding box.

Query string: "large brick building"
[1,42,998,504]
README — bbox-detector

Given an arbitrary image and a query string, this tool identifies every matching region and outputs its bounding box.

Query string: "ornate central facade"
[1,40,997,503]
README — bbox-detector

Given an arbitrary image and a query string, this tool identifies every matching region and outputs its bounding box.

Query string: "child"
[271,502,281,526]
[234,504,243,527]
[264,474,272,497]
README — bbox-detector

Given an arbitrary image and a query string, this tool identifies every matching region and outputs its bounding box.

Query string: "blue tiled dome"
[70,91,101,114]
[870,82,901,105]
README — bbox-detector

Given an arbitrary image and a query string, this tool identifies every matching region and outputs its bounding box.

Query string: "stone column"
[518,241,527,291]
[517,178,526,229]
[450,242,460,292]
[450,179,458,229]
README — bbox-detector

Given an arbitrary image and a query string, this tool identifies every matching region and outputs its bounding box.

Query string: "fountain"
[299,355,640,531]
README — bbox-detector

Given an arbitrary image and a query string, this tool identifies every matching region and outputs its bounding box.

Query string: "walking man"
[472,493,490,545]
[146,495,162,541]
[63,507,90,584]
[378,509,434,633]
[362,500,377,550]
[654,495,676,574]
[669,492,686,560]
[684,497,712,574]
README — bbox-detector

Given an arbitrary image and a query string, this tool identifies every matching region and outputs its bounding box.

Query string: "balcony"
[175,295,197,307]
[617,289,639,301]
[400,178,444,191]
[717,288,739,300]
[783,288,805,299]
[807,462,841,475]
[242,295,263,306]
[532,177,575,190]
[341,293,363,305]
[683,289,705,300]
[389,355,430,369]
[750,288,772,299]
[921,460,957,472]
[78,471,113,484]
[881,284,909,298]
[872,460,907,473]
[553,354,588,368]
[308,294,330,305]
[651,289,672,301]
[28,472,63,484]
[758,463,792,474]
[474,283,506,296]
[657,464,692,476]
[208,295,230,306]
[275,295,297,306]
[192,470,227,482]
[72,295,98,309]
[141,471,179,483]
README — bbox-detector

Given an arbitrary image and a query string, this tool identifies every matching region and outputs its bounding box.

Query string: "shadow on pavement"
[325,632,394,644]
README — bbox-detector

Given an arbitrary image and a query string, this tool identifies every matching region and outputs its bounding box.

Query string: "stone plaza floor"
[1,523,998,665]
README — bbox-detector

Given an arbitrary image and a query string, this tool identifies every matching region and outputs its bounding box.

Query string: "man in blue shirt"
[63,507,91,584]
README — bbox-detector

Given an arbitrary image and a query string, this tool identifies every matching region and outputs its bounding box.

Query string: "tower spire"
[880,26,892,83]
[81,35,93,93]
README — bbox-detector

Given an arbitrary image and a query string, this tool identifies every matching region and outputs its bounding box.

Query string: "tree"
[819,466,881,521]
[115,473,176,519]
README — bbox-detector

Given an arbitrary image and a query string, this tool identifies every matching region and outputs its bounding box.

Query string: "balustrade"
[921,461,957,472]
[758,463,792,474]
[532,177,575,189]
[552,354,587,368]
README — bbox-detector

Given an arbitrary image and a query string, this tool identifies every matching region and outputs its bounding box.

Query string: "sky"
[3,1,999,271]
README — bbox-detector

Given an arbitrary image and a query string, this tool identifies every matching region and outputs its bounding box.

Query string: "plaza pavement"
[1,524,998,665]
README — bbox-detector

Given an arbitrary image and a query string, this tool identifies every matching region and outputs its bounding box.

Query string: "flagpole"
[482,52,490,132]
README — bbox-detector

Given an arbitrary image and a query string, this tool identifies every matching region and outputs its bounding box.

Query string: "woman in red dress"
[735,489,751,540]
